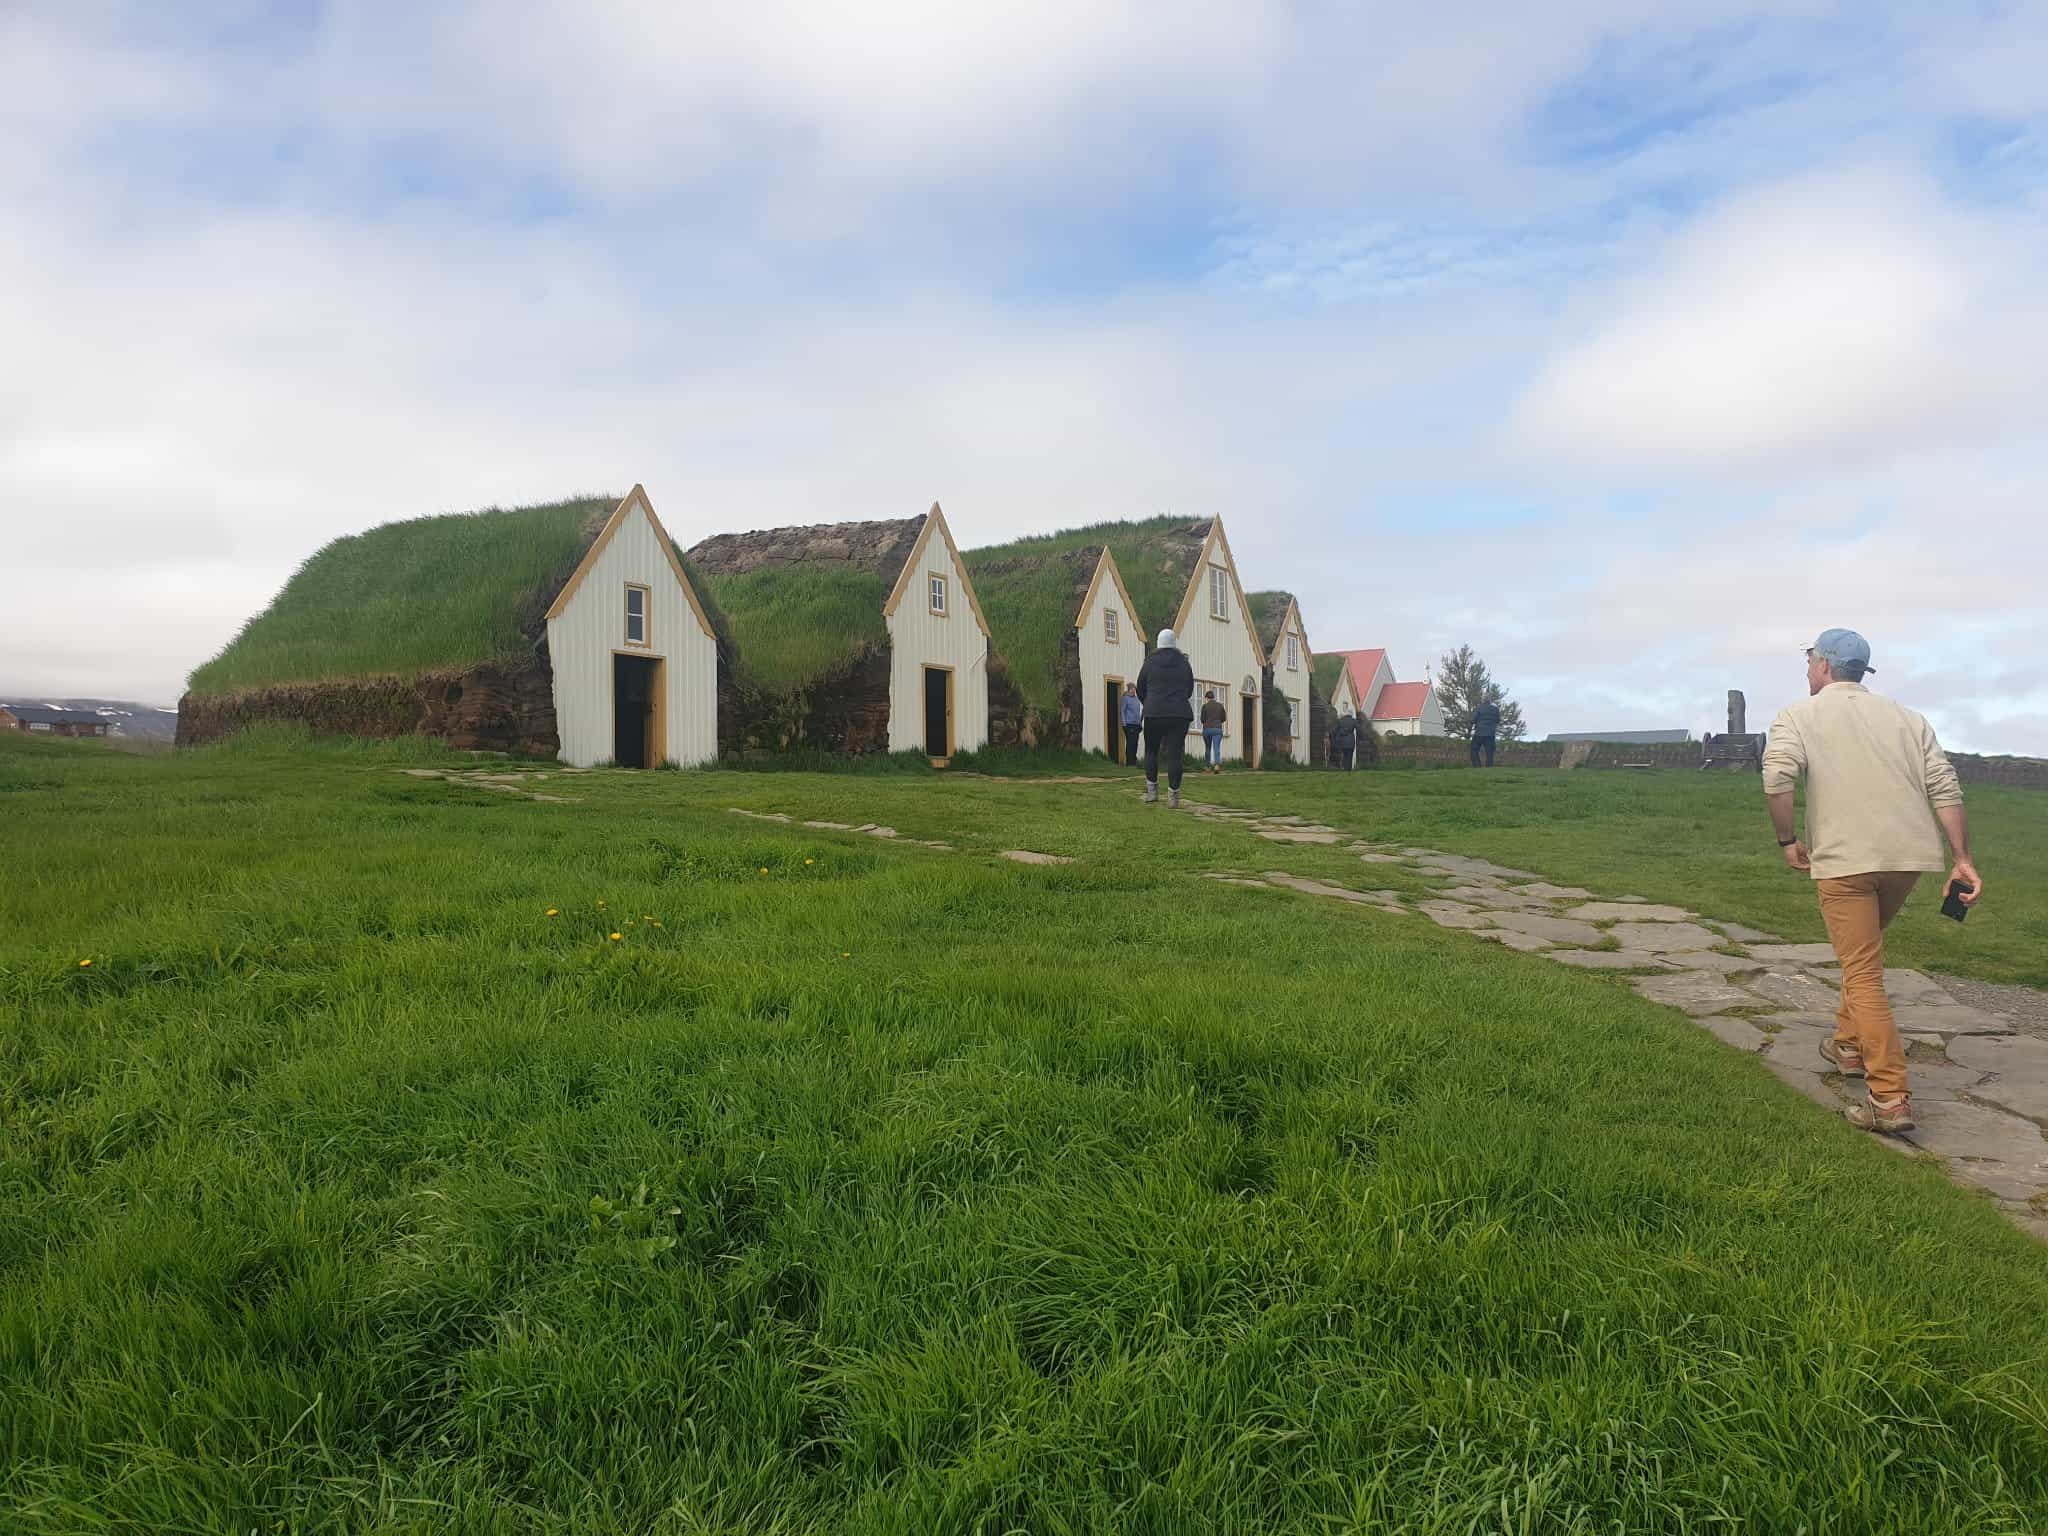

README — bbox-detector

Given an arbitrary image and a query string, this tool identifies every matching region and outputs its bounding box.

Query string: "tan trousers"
[1815,872,1920,1100]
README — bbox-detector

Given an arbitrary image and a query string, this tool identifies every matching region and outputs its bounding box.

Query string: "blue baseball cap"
[1806,628,1874,674]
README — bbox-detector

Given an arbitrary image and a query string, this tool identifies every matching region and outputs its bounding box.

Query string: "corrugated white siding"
[886,534,989,756]
[1077,576,1141,756]
[1271,615,1312,764]
[1176,551,1264,764]
[545,504,717,767]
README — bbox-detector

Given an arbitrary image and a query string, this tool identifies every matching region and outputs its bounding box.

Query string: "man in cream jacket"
[1761,629,1983,1134]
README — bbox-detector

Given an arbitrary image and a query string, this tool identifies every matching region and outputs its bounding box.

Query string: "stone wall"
[719,647,894,757]
[1949,752,2048,790]
[176,657,560,756]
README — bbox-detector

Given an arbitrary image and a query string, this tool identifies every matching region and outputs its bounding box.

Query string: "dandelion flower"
[759,867,769,875]
[805,859,815,866]
[609,932,622,942]
[597,900,607,908]
[545,908,559,917]
[841,951,851,959]
[78,958,93,968]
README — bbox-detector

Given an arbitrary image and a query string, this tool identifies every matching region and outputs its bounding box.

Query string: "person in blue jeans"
[1119,683,1143,767]
[1200,690,1227,772]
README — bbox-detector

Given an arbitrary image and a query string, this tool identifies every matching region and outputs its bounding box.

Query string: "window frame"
[1285,633,1300,671]
[623,583,651,648]
[1103,606,1120,644]
[1208,565,1229,621]
[928,572,949,618]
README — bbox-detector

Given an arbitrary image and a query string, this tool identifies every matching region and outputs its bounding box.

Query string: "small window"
[1286,634,1300,671]
[1104,607,1120,644]
[929,573,949,617]
[1289,701,1300,736]
[1209,565,1229,620]
[624,584,649,646]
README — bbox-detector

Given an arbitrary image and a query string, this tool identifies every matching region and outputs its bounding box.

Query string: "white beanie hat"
[1156,627,1178,650]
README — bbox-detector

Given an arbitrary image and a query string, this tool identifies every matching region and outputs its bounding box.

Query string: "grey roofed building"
[3,705,106,726]
[1548,741,1695,753]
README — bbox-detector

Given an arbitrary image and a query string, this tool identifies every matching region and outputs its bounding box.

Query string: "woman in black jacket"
[1134,629,1195,807]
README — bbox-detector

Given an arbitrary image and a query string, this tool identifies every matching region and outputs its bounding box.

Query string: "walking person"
[1331,711,1359,770]
[1119,683,1143,769]
[1134,629,1194,808]
[1469,696,1500,768]
[1762,629,1982,1134]
[1199,690,1227,773]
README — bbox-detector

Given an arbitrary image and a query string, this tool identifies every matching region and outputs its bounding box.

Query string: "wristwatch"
[1777,836,1799,846]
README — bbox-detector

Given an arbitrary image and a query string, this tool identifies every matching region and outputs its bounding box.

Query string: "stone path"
[1179,799,2048,1241]
[395,766,585,802]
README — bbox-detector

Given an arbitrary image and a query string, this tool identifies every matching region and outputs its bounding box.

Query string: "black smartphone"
[1941,879,1973,922]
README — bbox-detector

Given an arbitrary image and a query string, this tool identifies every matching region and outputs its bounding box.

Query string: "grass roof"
[1312,653,1348,707]
[686,517,925,693]
[964,518,1211,716]
[187,496,613,698]
[1246,590,1301,659]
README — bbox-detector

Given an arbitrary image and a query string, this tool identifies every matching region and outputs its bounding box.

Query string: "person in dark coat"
[1331,711,1360,770]
[1119,682,1143,768]
[1134,628,1195,807]
[1470,697,1501,768]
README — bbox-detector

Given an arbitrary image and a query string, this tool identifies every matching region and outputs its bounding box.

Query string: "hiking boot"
[1169,788,1181,809]
[1818,1037,1865,1077]
[1844,1094,1915,1134]
[1143,781,1159,804]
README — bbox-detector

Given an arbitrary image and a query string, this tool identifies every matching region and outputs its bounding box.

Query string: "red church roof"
[1371,681,1432,721]
[1327,648,1387,703]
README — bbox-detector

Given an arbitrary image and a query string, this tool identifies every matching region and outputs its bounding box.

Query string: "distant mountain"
[0,695,180,740]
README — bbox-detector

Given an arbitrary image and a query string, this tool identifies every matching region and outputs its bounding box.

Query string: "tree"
[1434,644,1526,742]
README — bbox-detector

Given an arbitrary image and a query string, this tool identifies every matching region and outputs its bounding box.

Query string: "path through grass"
[5,735,2048,1532]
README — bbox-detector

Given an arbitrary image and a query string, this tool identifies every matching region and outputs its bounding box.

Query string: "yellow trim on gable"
[544,484,716,641]
[882,503,991,637]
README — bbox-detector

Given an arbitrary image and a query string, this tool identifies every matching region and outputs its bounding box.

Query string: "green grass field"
[6,733,2048,1532]
[186,499,611,698]
[692,564,893,695]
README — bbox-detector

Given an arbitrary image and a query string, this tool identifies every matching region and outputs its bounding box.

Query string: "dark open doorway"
[1240,693,1257,767]
[1104,679,1123,762]
[923,666,951,759]
[613,654,660,768]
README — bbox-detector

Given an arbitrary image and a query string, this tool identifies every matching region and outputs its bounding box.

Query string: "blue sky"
[4,2,2045,751]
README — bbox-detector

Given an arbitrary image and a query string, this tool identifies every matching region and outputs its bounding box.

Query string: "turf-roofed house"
[687,503,996,762]
[961,536,1149,759]
[1250,590,1324,766]
[179,487,722,767]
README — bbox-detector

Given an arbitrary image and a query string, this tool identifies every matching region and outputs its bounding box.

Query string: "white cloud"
[1508,169,2047,474]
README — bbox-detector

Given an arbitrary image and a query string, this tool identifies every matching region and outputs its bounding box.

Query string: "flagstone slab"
[1547,949,1678,971]
[1745,942,1840,965]
[1440,885,1555,909]
[1898,1101,2048,1202]
[1001,850,1073,865]
[1477,929,1554,952]
[1510,882,1596,900]
[1358,852,1409,864]
[1944,1035,2048,1120]
[1883,969,1958,1006]
[1713,922,1781,944]
[1764,1060,1852,1112]
[1419,901,1496,930]
[1633,972,1764,1016]
[1567,902,1696,923]
[1258,829,1343,844]
[1760,1022,1835,1074]
[1662,949,1767,976]
[1697,1015,1769,1052]
[1606,921,1726,952]
[1748,971,1842,1013]
[1890,1002,2015,1036]
[1483,911,1606,945]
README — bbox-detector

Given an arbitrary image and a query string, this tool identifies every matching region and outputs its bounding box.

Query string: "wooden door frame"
[611,649,666,768]
[1103,672,1125,760]
[1241,688,1261,768]
[922,662,955,761]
